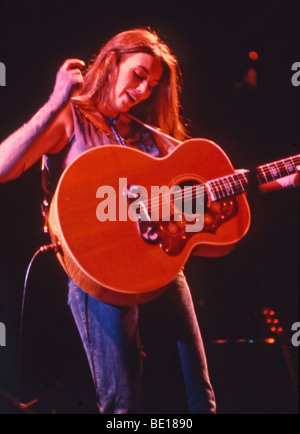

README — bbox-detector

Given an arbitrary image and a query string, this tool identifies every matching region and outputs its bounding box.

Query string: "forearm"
[0,95,67,182]
[0,58,85,183]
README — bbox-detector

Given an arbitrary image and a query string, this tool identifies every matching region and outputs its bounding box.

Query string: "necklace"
[101,114,127,147]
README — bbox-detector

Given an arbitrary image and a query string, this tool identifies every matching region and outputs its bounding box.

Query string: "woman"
[0,28,216,414]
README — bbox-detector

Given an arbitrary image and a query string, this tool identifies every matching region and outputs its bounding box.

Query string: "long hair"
[72,28,187,141]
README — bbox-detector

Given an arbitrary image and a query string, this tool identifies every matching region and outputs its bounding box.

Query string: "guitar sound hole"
[173,180,208,217]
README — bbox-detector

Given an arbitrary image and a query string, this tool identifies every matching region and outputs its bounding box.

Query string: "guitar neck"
[206,170,249,202]
[256,154,300,185]
[206,154,300,202]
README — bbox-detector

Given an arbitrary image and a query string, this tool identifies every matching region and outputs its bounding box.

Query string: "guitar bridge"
[136,198,239,256]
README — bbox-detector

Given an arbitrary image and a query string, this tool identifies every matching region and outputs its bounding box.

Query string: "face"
[107,52,163,117]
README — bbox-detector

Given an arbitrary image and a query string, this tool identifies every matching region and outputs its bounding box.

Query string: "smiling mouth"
[126,92,137,103]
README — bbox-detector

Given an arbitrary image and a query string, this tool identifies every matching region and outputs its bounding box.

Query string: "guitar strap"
[125,112,181,155]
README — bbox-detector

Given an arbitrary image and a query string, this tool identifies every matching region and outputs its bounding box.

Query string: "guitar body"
[48,139,251,305]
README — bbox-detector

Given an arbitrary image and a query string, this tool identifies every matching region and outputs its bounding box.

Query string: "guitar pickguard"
[137,198,239,256]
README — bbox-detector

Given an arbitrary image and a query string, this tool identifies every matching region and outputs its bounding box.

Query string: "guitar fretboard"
[201,154,300,202]
[152,154,300,208]
[256,154,300,185]
[207,170,249,201]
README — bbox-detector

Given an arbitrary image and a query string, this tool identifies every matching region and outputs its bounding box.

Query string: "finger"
[72,78,84,95]
[70,68,84,77]
[70,68,84,83]
[61,59,86,71]
[72,74,84,89]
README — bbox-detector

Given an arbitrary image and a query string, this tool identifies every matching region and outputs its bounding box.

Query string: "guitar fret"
[268,163,279,180]
[229,175,237,193]
[257,154,300,185]
[209,180,220,201]
[286,158,296,173]
[242,172,248,187]
[214,180,222,200]
[231,177,237,194]
[223,177,234,196]
[289,157,297,172]
[227,177,235,195]
[206,181,218,202]
[227,177,236,195]
[257,167,268,184]
[236,175,245,193]
[281,159,290,177]
[264,164,272,181]
[216,180,223,199]
[233,175,243,194]
[208,181,216,199]
[207,170,249,202]
[218,179,227,198]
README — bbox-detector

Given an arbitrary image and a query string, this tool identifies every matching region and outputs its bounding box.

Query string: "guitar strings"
[257,156,300,176]
[257,155,300,169]
[257,163,300,183]
[145,173,248,211]
[135,172,249,217]
[128,156,300,218]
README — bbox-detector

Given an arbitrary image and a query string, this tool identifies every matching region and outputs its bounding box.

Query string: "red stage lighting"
[249,51,259,61]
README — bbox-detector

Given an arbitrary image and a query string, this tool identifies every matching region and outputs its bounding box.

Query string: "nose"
[136,80,149,95]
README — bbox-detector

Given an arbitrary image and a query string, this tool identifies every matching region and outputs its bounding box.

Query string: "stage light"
[264,338,276,344]
[243,68,257,87]
[249,51,259,61]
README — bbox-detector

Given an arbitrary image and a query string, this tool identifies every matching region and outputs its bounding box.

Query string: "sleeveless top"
[43,103,178,196]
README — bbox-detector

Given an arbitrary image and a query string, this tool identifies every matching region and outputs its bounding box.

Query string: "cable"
[16,243,55,407]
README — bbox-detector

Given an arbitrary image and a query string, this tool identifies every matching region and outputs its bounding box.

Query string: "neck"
[94,101,130,122]
[94,104,131,127]
[94,100,116,118]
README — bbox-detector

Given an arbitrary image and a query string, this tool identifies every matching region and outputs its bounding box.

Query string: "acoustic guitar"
[48,139,299,305]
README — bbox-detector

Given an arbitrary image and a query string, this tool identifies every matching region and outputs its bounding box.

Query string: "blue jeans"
[68,271,216,414]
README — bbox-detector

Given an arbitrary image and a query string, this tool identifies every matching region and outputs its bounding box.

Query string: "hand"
[259,172,300,193]
[51,59,86,105]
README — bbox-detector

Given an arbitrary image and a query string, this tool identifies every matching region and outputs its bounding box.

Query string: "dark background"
[0,0,299,414]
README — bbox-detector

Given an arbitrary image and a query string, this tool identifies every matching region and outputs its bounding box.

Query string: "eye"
[133,70,157,91]
[134,71,146,82]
